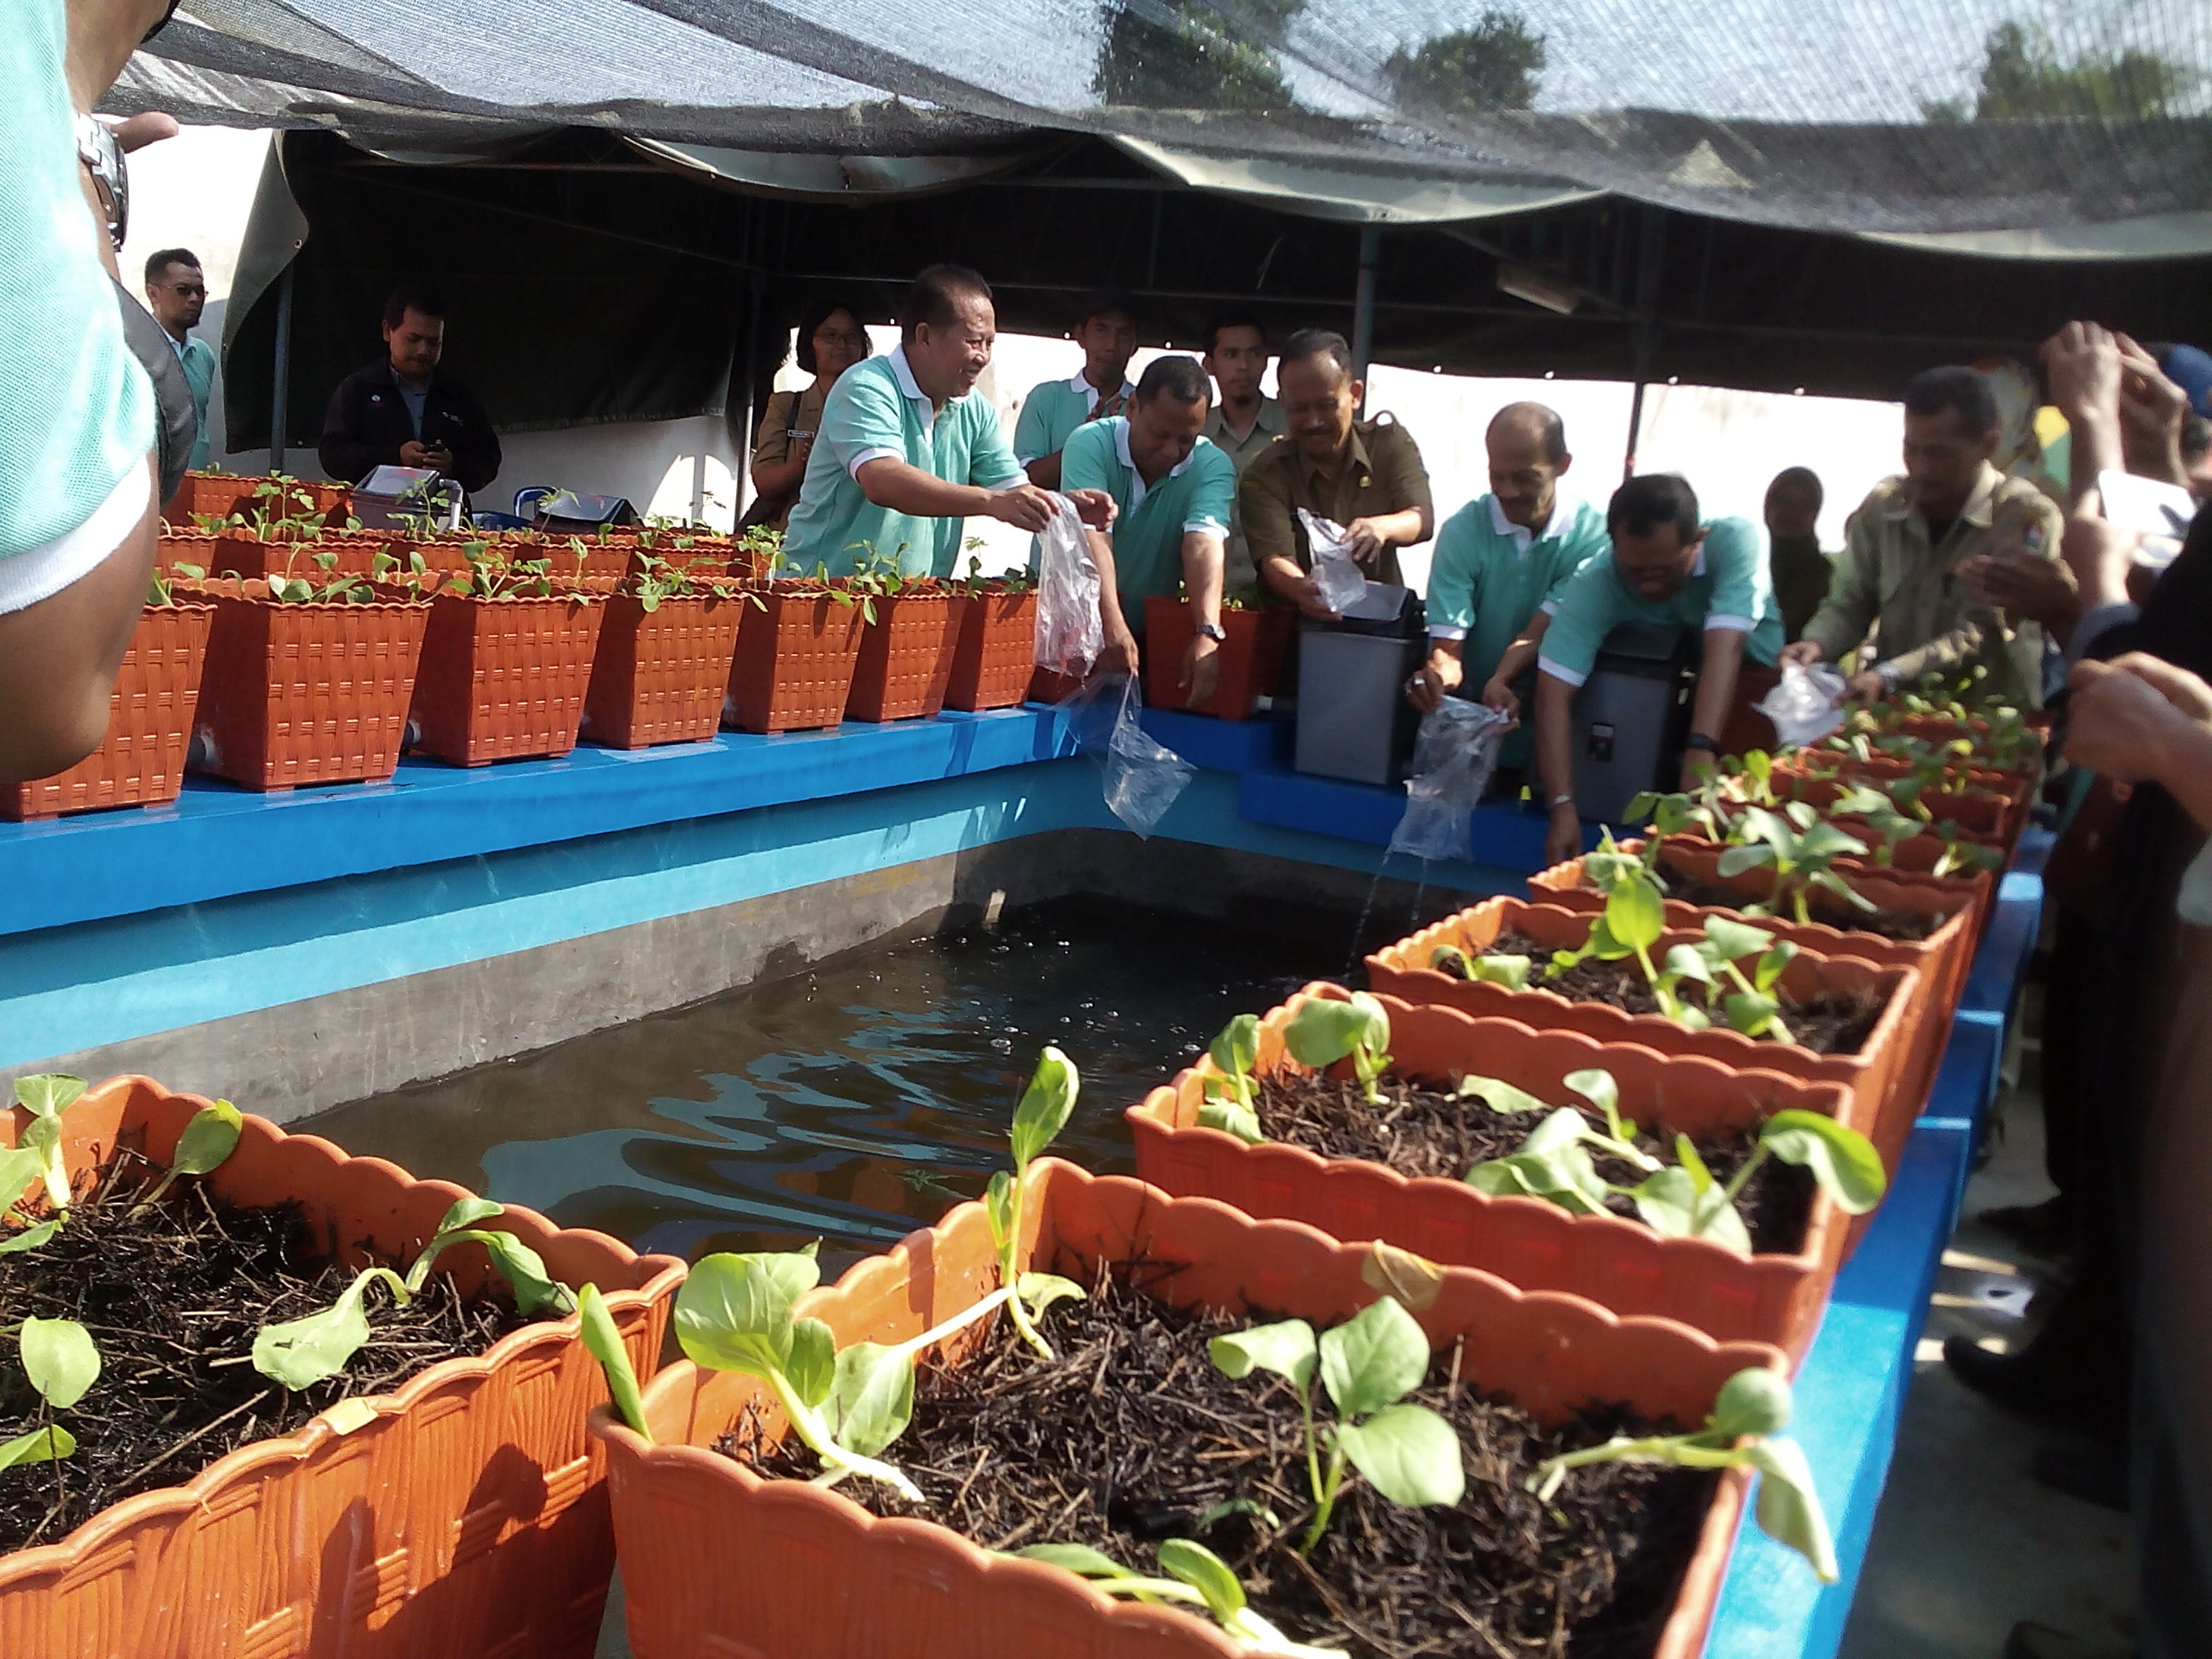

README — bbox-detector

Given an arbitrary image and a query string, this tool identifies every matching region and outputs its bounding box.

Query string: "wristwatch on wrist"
[75,114,129,253]
[1195,621,1227,642]
[1875,661,1903,694]
[1684,732,1721,754]
[1549,794,1577,813]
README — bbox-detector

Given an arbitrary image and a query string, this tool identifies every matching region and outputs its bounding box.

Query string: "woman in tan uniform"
[747,297,873,531]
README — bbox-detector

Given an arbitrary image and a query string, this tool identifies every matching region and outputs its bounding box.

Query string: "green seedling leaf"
[253,1271,383,1388]
[170,1100,243,1179]
[1718,843,1777,878]
[1197,1096,1265,1143]
[0,1147,46,1212]
[1454,1075,1551,1115]
[1317,1294,1429,1418]
[452,1228,575,1317]
[1158,1538,1246,1620]
[19,1116,68,1210]
[1209,1318,1317,1389]
[1563,1068,1620,1124]
[1603,875,1666,953]
[1011,1046,1080,1171]
[1016,1273,1087,1321]
[1665,943,1715,988]
[13,1075,86,1118]
[1630,1166,1753,1254]
[985,1169,1014,1250]
[20,1317,100,1410]
[0,1427,76,1469]
[0,1220,60,1255]
[1283,996,1385,1071]
[1749,1435,1839,1582]
[785,1316,838,1409]
[1760,1111,1887,1214]
[1332,1401,1465,1508]
[1470,954,1532,990]
[1197,1496,1282,1532]
[435,1196,506,1234]
[579,1284,650,1439]
[1754,942,1798,993]
[1723,991,1786,1040]
[1711,1367,1794,1439]
[1019,1542,1132,1578]
[1676,1132,1715,1194]
[1467,1107,1610,1214]
[1703,915,1774,962]
[674,1250,815,1377]
[1209,1015,1260,1080]
[824,1339,915,1456]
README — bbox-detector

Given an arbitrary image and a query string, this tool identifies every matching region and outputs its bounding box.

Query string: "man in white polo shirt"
[781,266,1111,577]
[0,0,167,785]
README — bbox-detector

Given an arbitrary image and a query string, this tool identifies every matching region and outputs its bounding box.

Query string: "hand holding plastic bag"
[1297,508,1367,615]
[1757,661,1849,750]
[1033,495,1102,678]
[1065,674,1195,839]
[1389,697,1513,863]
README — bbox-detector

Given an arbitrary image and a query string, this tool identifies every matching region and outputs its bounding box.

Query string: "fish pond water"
[305,896,1355,1272]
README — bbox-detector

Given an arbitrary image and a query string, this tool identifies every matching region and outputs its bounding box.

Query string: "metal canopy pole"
[1621,206,1665,481]
[1351,224,1380,410]
[269,265,295,474]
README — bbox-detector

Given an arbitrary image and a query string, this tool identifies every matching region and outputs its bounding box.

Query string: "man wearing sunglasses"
[144,249,213,468]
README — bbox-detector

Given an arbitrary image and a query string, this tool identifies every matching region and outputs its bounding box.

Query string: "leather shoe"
[1942,1334,2119,1428]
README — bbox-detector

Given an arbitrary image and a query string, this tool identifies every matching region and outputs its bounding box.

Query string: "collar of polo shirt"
[1487,489,1576,550]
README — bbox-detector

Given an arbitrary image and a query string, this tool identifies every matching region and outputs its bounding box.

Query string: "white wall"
[139,124,1907,560]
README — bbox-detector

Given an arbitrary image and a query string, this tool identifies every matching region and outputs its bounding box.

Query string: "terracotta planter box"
[1130,985,1860,1361]
[190,589,431,790]
[0,1076,683,1659]
[580,593,745,748]
[409,593,606,765]
[4,603,212,820]
[723,588,865,733]
[592,1160,1776,1659]
[845,592,958,722]
[1368,897,1924,1166]
[1027,665,1083,703]
[161,470,253,527]
[1782,769,2015,844]
[942,590,1038,712]
[1144,598,1292,720]
[155,529,218,572]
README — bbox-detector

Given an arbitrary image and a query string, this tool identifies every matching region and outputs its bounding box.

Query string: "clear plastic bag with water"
[1032,495,1102,678]
[1297,508,1368,615]
[1756,660,1849,750]
[1389,697,1513,863]
[1065,673,1195,838]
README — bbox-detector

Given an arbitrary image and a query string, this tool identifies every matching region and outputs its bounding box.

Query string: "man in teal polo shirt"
[1061,356,1235,706]
[1407,402,1608,770]
[781,265,1111,577]
[144,249,215,468]
[1013,289,1139,491]
[1536,474,1784,864]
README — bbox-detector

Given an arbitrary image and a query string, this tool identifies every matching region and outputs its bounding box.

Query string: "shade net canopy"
[117,0,2212,238]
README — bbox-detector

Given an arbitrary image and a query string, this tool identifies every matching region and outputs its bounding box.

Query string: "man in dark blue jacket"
[318,286,501,493]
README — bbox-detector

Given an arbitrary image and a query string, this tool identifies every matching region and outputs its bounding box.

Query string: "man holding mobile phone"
[319,286,503,495]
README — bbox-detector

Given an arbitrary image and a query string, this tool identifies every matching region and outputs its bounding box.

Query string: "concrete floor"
[594,975,2142,1659]
[1837,989,2138,1658]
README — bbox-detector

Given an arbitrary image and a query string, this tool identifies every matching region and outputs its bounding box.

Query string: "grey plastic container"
[1567,621,1698,823]
[1292,583,1425,787]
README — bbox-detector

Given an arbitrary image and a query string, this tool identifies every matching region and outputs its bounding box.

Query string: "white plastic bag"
[1756,660,1849,750]
[1297,508,1367,615]
[1032,495,1101,678]
[1390,697,1513,863]
[1065,674,1195,838]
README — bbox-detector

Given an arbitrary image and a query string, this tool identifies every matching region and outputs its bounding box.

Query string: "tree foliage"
[1925,21,2192,122]
[1385,9,1547,114]
[1093,0,1307,111]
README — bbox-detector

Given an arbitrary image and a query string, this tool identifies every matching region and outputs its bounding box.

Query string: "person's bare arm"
[1343,506,1429,567]
[1536,671,1582,865]
[1085,528,1139,676]
[1408,638,1462,713]
[2068,655,2212,832]
[2043,322,2125,514]
[855,457,1052,529]
[1682,629,1746,787]
[751,443,808,501]
[1023,452,1064,491]
[1178,530,1225,704]
[0,461,159,783]
[1484,612,1551,718]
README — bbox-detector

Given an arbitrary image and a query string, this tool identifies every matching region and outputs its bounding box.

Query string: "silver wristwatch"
[1196,621,1228,642]
[75,114,129,252]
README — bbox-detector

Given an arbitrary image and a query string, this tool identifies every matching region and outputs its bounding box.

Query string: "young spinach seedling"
[1718,805,1876,926]
[1529,1366,1838,1581]
[1197,1015,1267,1143]
[1431,943,1531,989]
[984,1047,1091,1361]
[1462,1069,1660,1213]
[7,1073,85,1223]
[131,1099,243,1214]
[1209,1294,1465,1554]
[579,1283,651,1442]
[253,1197,575,1389]
[1017,1540,1347,1658]
[1281,994,1393,1107]
[1626,1109,1886,1256]
[0,1317,100,1470]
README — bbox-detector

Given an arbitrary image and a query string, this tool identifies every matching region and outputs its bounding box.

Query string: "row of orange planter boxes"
[10,729,2026,1654]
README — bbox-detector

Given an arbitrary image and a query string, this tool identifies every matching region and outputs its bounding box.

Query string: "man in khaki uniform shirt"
[1783,365,2062,709]
[1240,327,1433,615]
[1200,314,1286,592]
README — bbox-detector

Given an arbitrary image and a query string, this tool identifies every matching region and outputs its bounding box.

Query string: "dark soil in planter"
[723,1268,1719,1658]
[0,1147,532,1553]
[1252,1073,1816,1255]
[1455,929,1886,1056]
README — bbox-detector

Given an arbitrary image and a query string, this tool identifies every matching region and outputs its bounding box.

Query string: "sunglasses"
[142,0,182,42]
